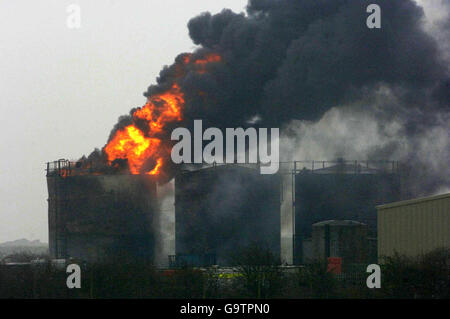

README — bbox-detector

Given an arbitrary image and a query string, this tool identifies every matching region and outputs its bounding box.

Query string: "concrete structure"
[311,220,369,264]
[293,160,401,264]
[377,192,450,259]
[175,164,281,266]
[46,160,157,263]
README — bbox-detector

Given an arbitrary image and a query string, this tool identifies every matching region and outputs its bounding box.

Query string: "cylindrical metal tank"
[293,160,401,264]
[311,220,368,264]
[174,164,281,266]
[46,160,157,263]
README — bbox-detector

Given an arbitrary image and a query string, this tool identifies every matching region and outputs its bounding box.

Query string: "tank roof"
[293,160,400,175]
[178,163,259,175]
[313,163,380,174]
[312,220,366,227]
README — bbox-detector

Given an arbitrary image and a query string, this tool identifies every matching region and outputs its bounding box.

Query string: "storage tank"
[293,160,401,264]
[46,160,157,263]
[174,164,281,266]
[311,220,369,264]
[377,192,450,260]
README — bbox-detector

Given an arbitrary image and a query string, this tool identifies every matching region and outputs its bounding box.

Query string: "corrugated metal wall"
[377,193,450,259]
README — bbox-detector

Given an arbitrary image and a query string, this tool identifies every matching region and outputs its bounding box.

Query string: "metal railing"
[292,160,400,174]
[46,159,401,177]
[45,159,120,177]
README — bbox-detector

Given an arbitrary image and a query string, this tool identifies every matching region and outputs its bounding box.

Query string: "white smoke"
[155,180,175,267]
[278,87,449,263]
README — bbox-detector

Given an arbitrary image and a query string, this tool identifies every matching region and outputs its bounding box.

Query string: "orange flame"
[194,54,222,74]
[104,53,222,177]
[194,54,222,65]
[147,158,163,175]
[104,125,162,174]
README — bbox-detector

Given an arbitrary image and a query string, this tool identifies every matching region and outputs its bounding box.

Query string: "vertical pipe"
[292,162,296,264]
[54,173,59,258]
[325,224,331,259]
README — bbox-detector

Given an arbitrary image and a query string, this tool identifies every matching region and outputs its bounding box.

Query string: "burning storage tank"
[46,159,157,263]
[293,160,401,264]
[174,164,281,266]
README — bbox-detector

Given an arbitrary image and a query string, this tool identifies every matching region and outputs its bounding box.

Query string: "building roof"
[377,192,450,210]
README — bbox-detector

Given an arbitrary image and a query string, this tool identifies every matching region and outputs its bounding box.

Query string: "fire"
[103,52,222,177]
[194,54,222,65]
[104,125,161,174]
[147,158,163,175]
[133,83,184,133]
[194,54,222,74]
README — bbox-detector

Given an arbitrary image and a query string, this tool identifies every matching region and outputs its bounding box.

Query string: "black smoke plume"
[177,0,448,128]
[98,0,448,193]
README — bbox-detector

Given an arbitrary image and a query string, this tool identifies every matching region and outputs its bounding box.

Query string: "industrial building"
[174,164,281,266]
[46,159,158,263]
[45,157,409,267]
[292,160,401,264]
[377,192,450,260]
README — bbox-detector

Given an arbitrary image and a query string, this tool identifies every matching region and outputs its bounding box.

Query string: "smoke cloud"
[99,0,448,193]
[154,180,175,267]
[180,0,448,126]
[279,87,450,196]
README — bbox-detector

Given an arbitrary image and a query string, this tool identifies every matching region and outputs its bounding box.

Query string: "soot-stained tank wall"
[175,165,281,266]
[294,164,401,263]
[47,174,157,263]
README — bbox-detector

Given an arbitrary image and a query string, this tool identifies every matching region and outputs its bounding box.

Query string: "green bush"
[381,248,450,298]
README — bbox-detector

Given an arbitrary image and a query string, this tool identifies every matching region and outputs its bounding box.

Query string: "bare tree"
[231,242,283,298]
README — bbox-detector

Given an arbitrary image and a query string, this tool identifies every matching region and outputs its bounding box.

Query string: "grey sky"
[0,1,445,243]
[0,0,247,243]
